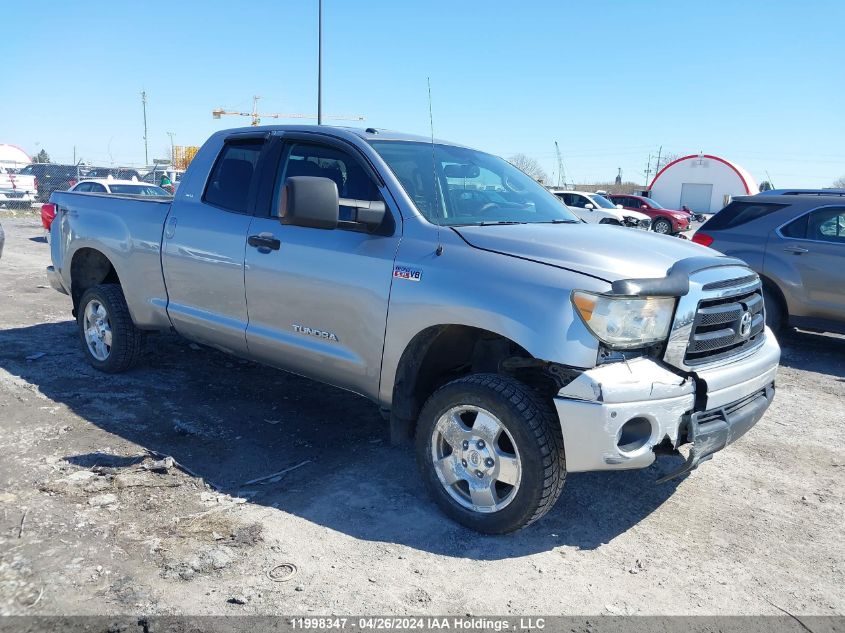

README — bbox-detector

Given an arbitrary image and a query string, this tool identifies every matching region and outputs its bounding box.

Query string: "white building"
[0,144,32,169]
[649,154,757,213]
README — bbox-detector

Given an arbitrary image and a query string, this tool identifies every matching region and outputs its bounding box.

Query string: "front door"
[244,137,400,399]
[162,137,266,355]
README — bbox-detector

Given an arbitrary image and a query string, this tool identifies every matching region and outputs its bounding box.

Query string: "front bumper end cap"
[657,384,775,484]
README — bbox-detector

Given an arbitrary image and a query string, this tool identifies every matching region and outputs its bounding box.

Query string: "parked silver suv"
[693,192,845,333]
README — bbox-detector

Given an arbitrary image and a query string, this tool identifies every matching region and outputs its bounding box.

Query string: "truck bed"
[49,190,173,330]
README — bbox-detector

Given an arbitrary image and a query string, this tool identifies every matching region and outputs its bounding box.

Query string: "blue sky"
[2,0,843,187]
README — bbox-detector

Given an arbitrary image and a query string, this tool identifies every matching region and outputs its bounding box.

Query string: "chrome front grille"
[663,266,767,371]
[684,284,765,366]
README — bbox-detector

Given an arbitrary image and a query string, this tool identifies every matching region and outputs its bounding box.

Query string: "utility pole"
[317,0,323,125]
[644,154,652,187]
[141,91,149,165]
[654,145,663,179]
[167,132,176,165]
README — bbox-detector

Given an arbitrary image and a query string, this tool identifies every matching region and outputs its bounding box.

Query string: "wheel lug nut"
[485,458,494,467]
[462,440,469,450]
[461,459,467,467]
[475,470,483,478]
[476,440,485,449]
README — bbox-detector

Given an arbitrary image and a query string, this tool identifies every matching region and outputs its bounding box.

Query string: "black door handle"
[248,233,281,251]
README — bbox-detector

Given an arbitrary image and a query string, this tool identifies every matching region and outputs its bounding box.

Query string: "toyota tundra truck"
[46,126,780,533]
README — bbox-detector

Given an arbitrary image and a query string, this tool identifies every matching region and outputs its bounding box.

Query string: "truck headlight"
[572,291,675,349]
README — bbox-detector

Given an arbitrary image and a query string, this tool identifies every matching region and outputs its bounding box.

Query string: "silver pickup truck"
[46,126,780,533]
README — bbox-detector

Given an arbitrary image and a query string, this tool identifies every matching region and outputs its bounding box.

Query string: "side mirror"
[279,176,339,229]
[584,203,594,210]
[641,204,648,209]
[616,204,624,209]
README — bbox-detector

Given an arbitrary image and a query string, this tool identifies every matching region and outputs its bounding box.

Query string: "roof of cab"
[213,125,464,147]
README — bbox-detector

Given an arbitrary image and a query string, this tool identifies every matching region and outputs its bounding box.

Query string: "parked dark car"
[84,167,143,181]
[607,194,690,235]
[17,164,82,202]
[693,194,845,334]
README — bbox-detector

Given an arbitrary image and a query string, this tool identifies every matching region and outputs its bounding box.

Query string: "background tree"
[654,152,681,173]
[759,181,773,192]
[833,176,845,188]
[33,149,50,164]
[508,154,549,183]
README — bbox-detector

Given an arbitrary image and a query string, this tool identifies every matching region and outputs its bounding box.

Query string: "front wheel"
[652,217,672,234]
[77,284,144,373]
[415,373,566,533]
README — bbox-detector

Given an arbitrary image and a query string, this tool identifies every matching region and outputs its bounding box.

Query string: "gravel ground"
[0,211,843,616]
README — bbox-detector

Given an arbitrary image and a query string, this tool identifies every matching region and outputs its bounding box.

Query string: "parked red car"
[607,194,690,235]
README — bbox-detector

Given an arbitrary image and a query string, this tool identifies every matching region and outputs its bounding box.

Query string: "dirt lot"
[0,211,843,616]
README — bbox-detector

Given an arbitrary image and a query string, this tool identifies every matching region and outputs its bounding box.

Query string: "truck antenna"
[428,77,443,256]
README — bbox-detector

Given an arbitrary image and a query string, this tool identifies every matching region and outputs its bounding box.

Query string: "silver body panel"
[49,125,781,473]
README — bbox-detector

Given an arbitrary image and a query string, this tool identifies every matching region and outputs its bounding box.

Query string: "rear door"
[243,134,400,398]
[769,205,845,321]
[161,135,268,355]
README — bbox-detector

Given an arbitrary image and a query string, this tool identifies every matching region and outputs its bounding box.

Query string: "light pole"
[167,132,176,166]
[141,91,149,165]
[317,0,322,125]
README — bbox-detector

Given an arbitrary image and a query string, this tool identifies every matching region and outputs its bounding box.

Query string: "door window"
[74,182,91,192]
[204,140,264,213]
[274,143,382,225]
[90,183,107,193]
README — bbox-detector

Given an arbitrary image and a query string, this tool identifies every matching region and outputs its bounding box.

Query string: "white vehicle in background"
[554,190,651,230]
[0,165,37,208]
[69,179,172,197]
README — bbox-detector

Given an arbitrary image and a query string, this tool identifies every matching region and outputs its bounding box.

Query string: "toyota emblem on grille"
[739,311,753,338]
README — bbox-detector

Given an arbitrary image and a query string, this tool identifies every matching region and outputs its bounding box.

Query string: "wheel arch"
[388,324,565,444]
[69,247,121,315]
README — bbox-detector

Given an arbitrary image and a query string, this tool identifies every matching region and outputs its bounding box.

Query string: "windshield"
[641,196,664,209]
[586,194,617,209]
[107,184,170,196]
[370,141,580,226]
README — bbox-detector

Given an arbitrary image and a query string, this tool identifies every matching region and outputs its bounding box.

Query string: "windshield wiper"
[473,220,528,226]
[541,219,581,224]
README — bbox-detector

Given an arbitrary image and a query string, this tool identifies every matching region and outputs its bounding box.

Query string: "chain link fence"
[0,145,200,208]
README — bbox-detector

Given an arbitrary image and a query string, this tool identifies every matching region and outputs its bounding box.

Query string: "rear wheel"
[415,373,566,534]
[77,284,144,373]
[653,217,672,234]
[763,286,785,333]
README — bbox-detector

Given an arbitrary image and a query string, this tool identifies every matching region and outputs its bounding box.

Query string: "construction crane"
[212,95,364,126]
[554,141,566,188]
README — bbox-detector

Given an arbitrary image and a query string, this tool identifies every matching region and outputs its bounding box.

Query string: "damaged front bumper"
[553,329,780,477]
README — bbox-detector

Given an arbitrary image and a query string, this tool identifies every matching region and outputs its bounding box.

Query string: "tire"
[415,373,566,534]
[77,284,144,373]
[652,217,672,234]
[599,218,621,226]
[763,286,784,333]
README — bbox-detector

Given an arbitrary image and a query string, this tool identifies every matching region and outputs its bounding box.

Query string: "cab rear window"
[703,201,787,230]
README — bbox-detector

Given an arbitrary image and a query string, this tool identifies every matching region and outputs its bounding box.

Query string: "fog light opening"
[617,417,653,454]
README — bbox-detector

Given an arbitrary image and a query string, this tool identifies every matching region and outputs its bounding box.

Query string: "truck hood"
[453,222,715,283]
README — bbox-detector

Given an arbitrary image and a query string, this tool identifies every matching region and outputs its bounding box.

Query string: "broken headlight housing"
[572,291,675,349]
